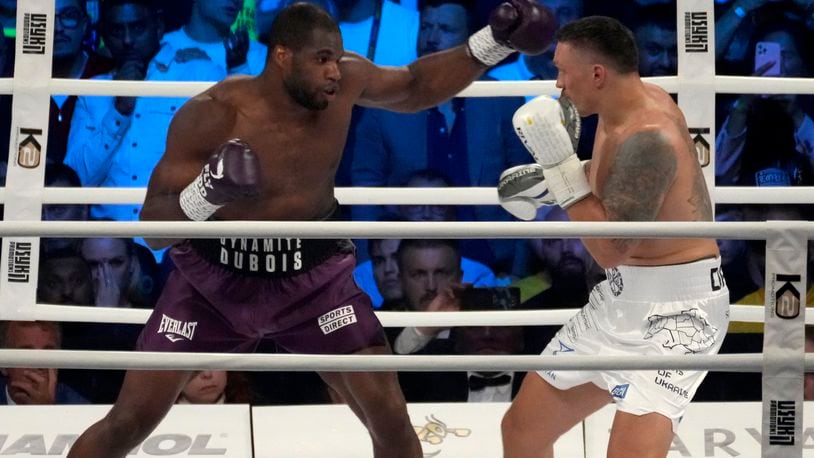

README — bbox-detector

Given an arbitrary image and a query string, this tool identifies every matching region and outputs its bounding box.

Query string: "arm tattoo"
[601,131,678,251]
[688,166,713,220]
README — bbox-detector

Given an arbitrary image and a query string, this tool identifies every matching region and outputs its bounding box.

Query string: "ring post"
[762,223,807,457]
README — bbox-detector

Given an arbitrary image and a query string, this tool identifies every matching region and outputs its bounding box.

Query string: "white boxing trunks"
[538,257,730,432]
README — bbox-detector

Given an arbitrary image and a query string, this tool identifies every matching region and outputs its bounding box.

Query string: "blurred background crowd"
[0,0,813,407]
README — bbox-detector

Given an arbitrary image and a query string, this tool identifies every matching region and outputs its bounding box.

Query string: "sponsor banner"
[676,0,716,206]
[252,402,583,457]
[585,402,814,457]
[762,228,807,456]
[0,0,54,319]
[0,404,252,456]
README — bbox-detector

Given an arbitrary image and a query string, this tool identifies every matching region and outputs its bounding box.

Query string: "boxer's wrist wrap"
[542,154,591,209]
[179,175,223,221]
[468,26,514,67]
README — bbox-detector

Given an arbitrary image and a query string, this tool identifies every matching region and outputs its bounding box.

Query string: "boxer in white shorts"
[540,258,730,432]
[497,16,729,458]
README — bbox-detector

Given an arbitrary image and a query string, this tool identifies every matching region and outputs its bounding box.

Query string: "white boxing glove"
[512,94,590,208]
[497,164,555,221]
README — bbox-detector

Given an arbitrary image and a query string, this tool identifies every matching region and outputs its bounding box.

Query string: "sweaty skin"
[555,43,718,268]
[140,28,487,246]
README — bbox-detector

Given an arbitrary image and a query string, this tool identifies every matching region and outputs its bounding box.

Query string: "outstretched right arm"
[140,94,238,249]
[353,0,555,113]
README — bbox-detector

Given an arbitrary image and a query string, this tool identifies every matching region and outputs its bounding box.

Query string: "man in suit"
[349,0,528,272]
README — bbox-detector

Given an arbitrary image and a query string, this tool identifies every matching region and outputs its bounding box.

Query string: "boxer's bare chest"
[216,98,354,220]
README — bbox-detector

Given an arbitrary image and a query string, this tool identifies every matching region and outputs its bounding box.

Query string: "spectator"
[390,239,463,355]
[337,0,419,65]
[163,0,268,76]
[49,0,115,165]
[350,0,526,225]
[177,371,255,404]
[404,170,509,274]
[42,163,89,254]
[354,236,404,310]
[78,235,160,309]
[401,285,527,403]
[354,234,499,309]
[65,0,222,247]
[37,248,94,306]
[517,206,601,354]
[351,0,531,268]
[716,20,814,186]
[631,4,676,77]
[0,321,89,404]
[255,0,339,44]
[715,205,760,302]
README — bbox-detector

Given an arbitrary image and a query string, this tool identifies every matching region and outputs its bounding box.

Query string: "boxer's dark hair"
[267,2,340,51]
[557,15,639,74]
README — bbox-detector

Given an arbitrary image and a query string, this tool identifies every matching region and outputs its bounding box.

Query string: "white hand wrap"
[497,164,555,221]
[467,26,514,67]
[541,155,591,208]
[179,173,223,221]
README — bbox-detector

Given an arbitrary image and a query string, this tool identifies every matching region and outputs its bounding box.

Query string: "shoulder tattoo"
[601,131,678,222]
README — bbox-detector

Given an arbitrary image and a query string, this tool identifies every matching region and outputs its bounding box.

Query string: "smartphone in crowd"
[755,41,782,76]
[459,287,521,311]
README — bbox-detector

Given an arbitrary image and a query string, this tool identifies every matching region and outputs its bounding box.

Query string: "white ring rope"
[0,219,808,239]
[21,303,778,326]
[3,185,814,205]
[1,75,813,97]
[0,349,794,372]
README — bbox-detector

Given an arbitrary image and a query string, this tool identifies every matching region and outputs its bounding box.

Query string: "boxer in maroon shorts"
[68,2,555,457]
[137,235,387,355]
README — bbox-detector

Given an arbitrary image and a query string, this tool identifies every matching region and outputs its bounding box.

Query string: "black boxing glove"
[468,0,557,67]
[179,139,261,221]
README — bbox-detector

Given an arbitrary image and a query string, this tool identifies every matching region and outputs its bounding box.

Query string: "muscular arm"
[139,94,236,249]
[568,130,678,267]
[350,46,487,113]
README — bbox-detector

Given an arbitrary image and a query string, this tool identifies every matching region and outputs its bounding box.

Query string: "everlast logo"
[17,128,42,169]
[774,274,801,319]
[7,241,32,283]
[684,11,709,53]
[0,433,227,455]
[22,13,47,55]
[157,314,198,342]
[769,400,796,445]
[689,127,710,167]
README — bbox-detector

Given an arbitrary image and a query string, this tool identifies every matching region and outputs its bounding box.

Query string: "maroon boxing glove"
[179,139,261,221]
[468,0,557,66]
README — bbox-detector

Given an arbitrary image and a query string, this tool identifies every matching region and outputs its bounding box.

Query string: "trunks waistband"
[190,237,352,277]
[603,257,726,302]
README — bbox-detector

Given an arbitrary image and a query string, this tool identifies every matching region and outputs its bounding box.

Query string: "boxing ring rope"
[0,184,810,205]
[2,74,814,97]
[2,219,811,328]
[0,349,800,373]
